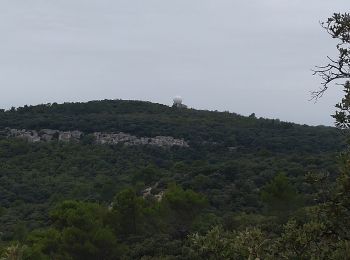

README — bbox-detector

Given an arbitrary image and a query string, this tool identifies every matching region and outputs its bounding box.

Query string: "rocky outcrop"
[40,129,59,141]
[59,130,83,142]
[93,132,189,148]
[5,128,83,143]
[7,129,41,143]
[3,128,189,148]
[141,186,164,202]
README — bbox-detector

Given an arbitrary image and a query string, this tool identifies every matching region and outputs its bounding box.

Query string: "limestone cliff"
[3,128,189,148]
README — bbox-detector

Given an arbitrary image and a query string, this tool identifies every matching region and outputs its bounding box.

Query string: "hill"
[0,99,343,152]
[0,99,345,258]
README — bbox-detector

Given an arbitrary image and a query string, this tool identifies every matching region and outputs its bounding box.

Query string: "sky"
[0,0,349,126]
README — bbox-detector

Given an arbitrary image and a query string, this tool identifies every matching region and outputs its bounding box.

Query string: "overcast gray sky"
[0,0,349,125]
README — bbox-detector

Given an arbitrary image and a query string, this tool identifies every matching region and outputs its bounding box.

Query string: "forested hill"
[0,99,346,258]
[0,99,344,153]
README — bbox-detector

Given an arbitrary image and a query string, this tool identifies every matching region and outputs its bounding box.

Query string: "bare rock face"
[6,128,41,143]
[154,191,164,202]
[5,128,82,143]
[4,128,189,148]
[58,131,82,142]
[141,187,164,202]
[142,187,153,198]
[94,132,189,148]
[150,136,189,147]
[93,132,138,145]
[40,129,59,136]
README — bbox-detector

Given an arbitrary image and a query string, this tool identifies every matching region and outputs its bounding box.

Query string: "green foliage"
[0,243,26,260]
[23,201,123,260]
[0,99,343,153]
[189,226,270,260]
[334,81,350,129]
[15,184,207,260]
[0,97,346,258]
[160,184,207,238]
[261,173,303,216]
[274,219,330,259]
[132,165,162,185]
[111,188,144,236]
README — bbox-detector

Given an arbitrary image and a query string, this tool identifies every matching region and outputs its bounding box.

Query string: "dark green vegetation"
[0,99,343,152]
[0,98,345,259]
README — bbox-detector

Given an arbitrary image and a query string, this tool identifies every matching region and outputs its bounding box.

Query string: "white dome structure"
[172,96,187,109]
[173,96,183,105]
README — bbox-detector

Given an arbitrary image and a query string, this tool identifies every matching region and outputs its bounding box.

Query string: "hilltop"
[0,99,344,153]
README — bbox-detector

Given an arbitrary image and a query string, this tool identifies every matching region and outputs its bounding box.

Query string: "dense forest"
[0,96,346,259]
[1,11,350,260]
